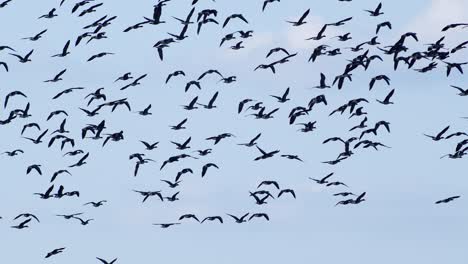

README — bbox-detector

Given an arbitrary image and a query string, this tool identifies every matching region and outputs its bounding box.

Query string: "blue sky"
[0,0,467,263]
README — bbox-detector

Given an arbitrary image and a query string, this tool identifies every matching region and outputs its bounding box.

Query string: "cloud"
[406,0,468,41]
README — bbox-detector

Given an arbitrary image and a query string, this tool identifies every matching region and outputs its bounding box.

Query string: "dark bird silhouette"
[23,129,48,144]
[262,0,279,11]
[278,189,296,199]
[11,218,32,229]
[45,248,65,258]
[369,75,390,90]
[52,40,71,57]
[424,125,450,141]
[179,214,200,222]
[9,49,33,63]
[226,213,249,223]
[376,89,395,105]
[223,14,249,28]
[96,257,118,264]
[270,87,290,103]
[201,216,223,224]
[254,146,280,161]
[26,164,42,175]
[34,185,55,199]
[84,200,107,207]
[153,223,180,228]
[287,9,310,26]
[309,172,335,184]
[442,23,468,32]
[39,8,58,19]
[249,213,270,221]
[4,91,27,109]
[198,92,219,109]
[52,87,84,100]
[376,21,392,34]
[238,133,261,147]
[201,163,219,177]
[23,29,48,41]
[88,52,114,61]
[171,137,191,150]
[365,2,383,16]
[134,190,163,202]
[435,196,461,204]
[258,180,280,189]
[166,70,185,83]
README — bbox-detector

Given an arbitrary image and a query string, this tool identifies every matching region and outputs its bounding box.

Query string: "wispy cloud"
[406,0,468,41]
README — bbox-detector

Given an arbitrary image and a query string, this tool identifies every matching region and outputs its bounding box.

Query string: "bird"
[23,129,48,144]
[11,218,32,229]
[281,155,303,162]
[69,152,89,167]
[254,146,280,161]
[39,8,58,19]
[4,91,27,108]
[286,9,310,26]
[9,49,34,63]
[376,89,395,105]
[451,85,468,96]
[258,180,280,189]
[171,137,191,150]
[179,214,200,222]
[435,196,461,204]
[153,223,181,228]
[442,23,468,32]
[53,87,84,100]
[262,0,280,11]
[26,164,42,175]
[201,163,219,177]
[56,213,83,219]
[201,216,223,224]
[161,179,181,188]
[96,257,118,264]
[266,47,290,58]
[197,92,219,109]
[364,2,383,16]
[84,200,107,207]
[249,213,270,221]
[424,126,450,141]
[314,73,331,89]
[376,21,392,34]
[22,29,48,41]
[278,189,296,199]
[0,61,7,72]
[45,69,67,83]
[226,213,249,223]
[14,213,40,222]
[45,248,65,258]
[223,14,249,28]
[52,40,71,57]
[270,87,290,103]
[166,70,185,83]
[88,52,114,61]
[140,140,159,150]
[369,75,390,90]
[238,133,262,147]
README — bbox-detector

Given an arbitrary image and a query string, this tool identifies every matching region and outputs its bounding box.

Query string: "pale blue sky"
[0,0,467,263]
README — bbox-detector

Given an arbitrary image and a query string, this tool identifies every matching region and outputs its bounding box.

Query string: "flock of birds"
[0,0,467,262]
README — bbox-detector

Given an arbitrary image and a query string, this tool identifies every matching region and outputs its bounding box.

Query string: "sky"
[0,0,467,263]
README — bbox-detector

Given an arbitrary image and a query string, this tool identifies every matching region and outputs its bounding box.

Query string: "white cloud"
[406,0,468,41]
